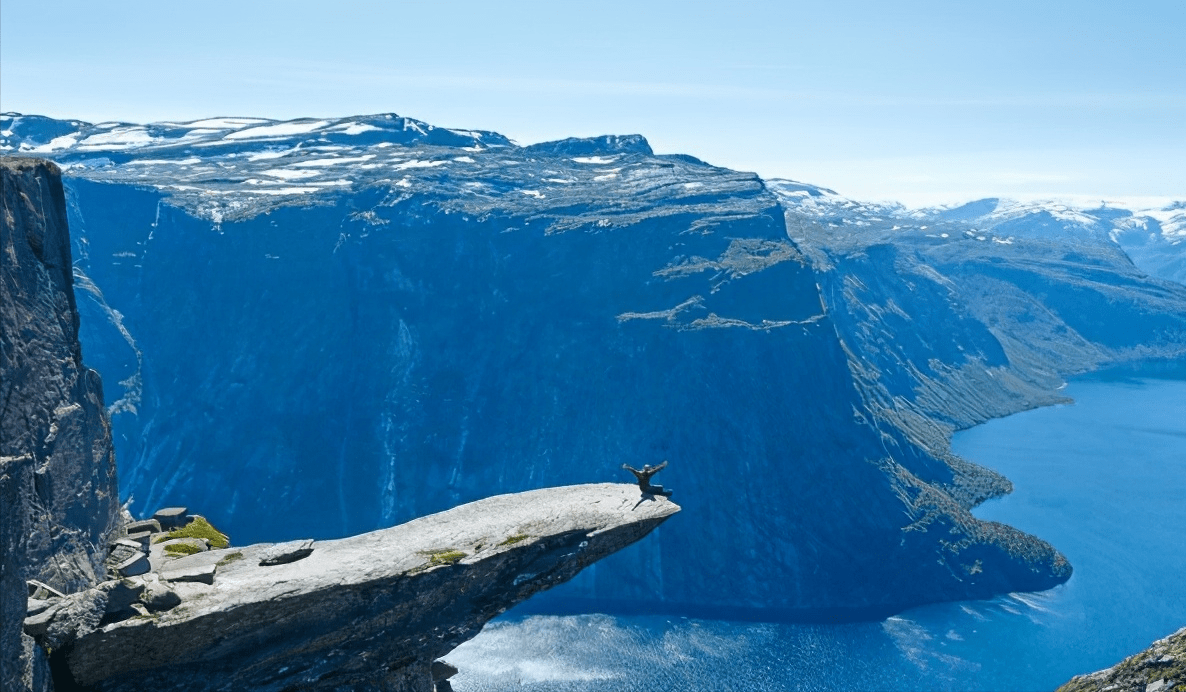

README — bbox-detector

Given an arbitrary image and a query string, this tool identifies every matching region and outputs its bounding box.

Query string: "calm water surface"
[450,372,1186,691]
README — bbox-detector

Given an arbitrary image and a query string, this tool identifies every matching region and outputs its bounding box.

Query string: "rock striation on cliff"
[33,484,678,692]
[1057,626,1186,692]
[1,157,122,692]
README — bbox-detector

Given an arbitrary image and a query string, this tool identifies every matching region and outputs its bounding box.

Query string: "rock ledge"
[54,483,678,691]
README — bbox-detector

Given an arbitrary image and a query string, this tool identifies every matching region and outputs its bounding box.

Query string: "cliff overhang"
[32,483,679,692]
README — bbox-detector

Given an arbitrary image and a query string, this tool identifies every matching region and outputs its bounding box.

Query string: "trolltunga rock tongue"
[64,483,679,691]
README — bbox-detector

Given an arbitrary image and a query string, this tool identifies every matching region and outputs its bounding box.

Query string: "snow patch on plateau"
[261,168,321,180]
[247,148,298,161]
[329,123,381,135]
[225,120,330,140]
[394,160,448,170]
[291,155,375,167]
[27,134,79,152]
[174,117,269,129]
[128,157,202,166]
[1143,206,1186,240]
[246,186,320,195]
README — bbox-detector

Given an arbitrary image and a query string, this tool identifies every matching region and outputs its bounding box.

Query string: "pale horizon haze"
[2,0,1183,207]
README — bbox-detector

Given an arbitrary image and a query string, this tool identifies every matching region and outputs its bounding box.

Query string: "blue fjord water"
[449,370,1186,691]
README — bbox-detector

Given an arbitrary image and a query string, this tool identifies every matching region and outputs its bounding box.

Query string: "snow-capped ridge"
[766,178,1185,285]
[0,113,513,160]
[933,198,1001,221]
[4,112,1180,285]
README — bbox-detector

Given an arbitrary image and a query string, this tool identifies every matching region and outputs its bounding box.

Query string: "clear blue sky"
[2,0,1183,206]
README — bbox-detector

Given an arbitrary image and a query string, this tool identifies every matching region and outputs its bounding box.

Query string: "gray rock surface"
[1057,625,1186,692]
[24,600,54,618]
[24,582,110,650]
[137,576,180,613]
[123,519,161,535]
[157,562,216,585]
[151,507,188,530]
[148,538,208,572]
[26,581,65,600]
[1,157,121,691]
[106,539,150,577]
[45,483,678,692]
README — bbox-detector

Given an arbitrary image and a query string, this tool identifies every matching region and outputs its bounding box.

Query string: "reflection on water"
[451,373,1186,691]
[450,613,939,691]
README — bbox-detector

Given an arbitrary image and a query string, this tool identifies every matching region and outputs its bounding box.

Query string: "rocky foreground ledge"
[1057,626,1186,692]
[31,484,678,692]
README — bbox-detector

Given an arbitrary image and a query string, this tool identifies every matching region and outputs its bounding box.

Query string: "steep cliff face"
[17,113,1180,618]
[1,157,121,692]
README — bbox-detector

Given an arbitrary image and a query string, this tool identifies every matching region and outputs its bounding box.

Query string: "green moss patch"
[216,551,244,567]
[155,516,229,549]
[411,548,467,573]
[499,533,530,546]
[426,549,466,566]
[164,543,203,556]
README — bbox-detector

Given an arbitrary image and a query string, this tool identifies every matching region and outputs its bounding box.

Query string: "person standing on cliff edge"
[621,461,672,497]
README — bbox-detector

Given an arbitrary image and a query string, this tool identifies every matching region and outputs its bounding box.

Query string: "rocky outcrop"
[1,157,121,692]
[1057,626,1186,692]
[30,484,678,692]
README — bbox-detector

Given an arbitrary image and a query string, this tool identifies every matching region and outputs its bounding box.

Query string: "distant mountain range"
[3,111,1184,620]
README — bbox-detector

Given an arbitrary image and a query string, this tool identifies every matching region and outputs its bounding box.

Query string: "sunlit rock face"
[6,113,1184,619]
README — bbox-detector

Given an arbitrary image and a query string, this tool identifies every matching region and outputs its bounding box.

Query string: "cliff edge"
[34,484,678,692]
[1,157,122,691]
[1058,626,1186,692]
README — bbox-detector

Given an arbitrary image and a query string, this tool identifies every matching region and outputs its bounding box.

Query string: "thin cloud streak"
[6,57,1185,113]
